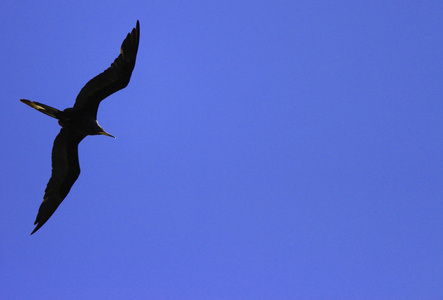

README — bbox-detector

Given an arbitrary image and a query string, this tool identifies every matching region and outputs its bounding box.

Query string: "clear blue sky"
[1,1,442,299]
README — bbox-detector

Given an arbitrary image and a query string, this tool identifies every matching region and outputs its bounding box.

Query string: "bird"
[21,20,140,235]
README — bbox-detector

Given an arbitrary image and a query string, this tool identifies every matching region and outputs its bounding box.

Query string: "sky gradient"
[1,1,442,299]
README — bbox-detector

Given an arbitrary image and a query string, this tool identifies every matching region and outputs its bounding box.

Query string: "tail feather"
[20,99,61,119]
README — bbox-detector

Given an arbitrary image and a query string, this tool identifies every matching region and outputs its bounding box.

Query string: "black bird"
[21,21,140,234]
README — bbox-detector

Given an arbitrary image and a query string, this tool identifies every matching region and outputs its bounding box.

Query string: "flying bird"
[21,21,140,234]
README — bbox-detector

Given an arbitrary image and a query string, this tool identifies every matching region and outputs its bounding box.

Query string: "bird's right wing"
[73,20,140,118]
[31,128,85,234]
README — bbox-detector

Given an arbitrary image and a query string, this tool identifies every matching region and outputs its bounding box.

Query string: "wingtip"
[135,21,140,44]
[31,219,45,235]
[30,226,39,235]
[135,20,140,40]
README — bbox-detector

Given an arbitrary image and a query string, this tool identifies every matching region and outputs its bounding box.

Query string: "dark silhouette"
[21,21,140,234]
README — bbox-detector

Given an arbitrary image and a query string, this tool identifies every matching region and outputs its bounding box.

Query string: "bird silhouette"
[21,21,140,234]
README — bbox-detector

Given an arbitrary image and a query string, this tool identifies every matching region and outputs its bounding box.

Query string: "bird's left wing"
[31,128,85,234]
[73,20,140,118]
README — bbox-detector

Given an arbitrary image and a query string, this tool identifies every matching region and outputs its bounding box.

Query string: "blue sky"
[1,1,442,299]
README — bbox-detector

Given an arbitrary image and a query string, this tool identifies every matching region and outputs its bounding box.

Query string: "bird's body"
[21,21,140,234]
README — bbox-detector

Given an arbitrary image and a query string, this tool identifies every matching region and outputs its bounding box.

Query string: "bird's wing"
[31,128,85,234]
[73,20,140,118]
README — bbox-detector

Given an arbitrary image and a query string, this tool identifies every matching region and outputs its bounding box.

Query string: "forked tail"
[20,99,61,119]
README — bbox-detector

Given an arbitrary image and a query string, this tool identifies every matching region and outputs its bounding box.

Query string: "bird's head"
[93,121,115,138]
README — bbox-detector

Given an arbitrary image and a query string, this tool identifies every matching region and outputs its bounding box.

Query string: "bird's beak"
[99,130,115,138]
